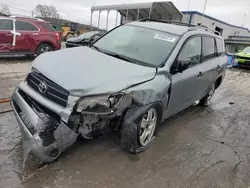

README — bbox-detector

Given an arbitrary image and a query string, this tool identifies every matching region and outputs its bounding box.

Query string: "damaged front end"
[11,89,79,163]
[11,85,132,163]
[69,93,132,139]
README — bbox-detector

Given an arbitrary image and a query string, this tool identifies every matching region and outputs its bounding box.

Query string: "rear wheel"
[200,83,216,106]
[36,44,53,56]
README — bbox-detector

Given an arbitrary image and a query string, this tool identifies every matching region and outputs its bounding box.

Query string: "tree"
[34,4,61,19]
[0,4,11,15]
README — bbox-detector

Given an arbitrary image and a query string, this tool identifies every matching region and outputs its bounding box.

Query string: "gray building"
[181,11,250,52]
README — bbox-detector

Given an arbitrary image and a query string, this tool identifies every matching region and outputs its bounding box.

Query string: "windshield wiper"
[91,45,102,52]
[102,52,132,63]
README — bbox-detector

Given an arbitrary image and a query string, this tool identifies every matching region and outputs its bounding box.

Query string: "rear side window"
[215,38,225,56]
[16,20,39,31]
[202,36,215,61]
[0,19,13,30]
[39,22,55,32]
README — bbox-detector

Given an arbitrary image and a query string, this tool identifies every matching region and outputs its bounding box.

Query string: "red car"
[0,16,61,56]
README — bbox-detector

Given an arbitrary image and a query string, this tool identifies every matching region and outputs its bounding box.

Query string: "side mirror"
[178,59,191,72]
[238,50,242,53]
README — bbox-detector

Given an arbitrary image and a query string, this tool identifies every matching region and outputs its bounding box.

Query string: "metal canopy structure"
[90,1,183,30]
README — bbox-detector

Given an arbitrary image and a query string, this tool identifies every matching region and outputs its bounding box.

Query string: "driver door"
[0,18,14,51]
[166,35,204,117]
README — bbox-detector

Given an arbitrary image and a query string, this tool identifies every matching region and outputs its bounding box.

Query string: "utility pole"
[242,14,246,27]
[187,0,191,24]
[201,0,208,25]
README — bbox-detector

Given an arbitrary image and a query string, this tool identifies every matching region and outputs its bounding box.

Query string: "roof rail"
[188,26,221,36]
[9,15,45,22]
[138,19,195,27]
[138,19,221,36]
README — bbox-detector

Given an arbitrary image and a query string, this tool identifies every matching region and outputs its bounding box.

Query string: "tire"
[36,43,53,56]
[200,83,216,106]
[25,54,34,59]
[121,104,160,154]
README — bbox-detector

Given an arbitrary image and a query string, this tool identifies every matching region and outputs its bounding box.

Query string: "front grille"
[236,56,250,60]
[12,100,36,135]
[238,61,250,66]
[26,71,69,107]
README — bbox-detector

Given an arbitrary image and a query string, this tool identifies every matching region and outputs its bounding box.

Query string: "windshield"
[78,31,98,40]
[93,25,179,67]
[242,47,250,53]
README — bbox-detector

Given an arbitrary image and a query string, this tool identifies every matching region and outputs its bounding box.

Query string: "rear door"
[0,18,14,50]
[198,36,219,98]
[166,35,204,117]
[15,20,40,53]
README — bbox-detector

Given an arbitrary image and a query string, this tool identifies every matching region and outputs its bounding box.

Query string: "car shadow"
[0,55,35,63]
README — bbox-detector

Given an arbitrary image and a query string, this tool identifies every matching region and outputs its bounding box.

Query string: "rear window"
[215,38,225,56]
[202,36,216,61]
[0,19,13,30]
[16,20,39,31]
[39,22,56,32]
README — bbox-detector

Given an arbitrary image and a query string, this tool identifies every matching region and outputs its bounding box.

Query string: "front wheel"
[200,83,216,106]
[121,105,159,153]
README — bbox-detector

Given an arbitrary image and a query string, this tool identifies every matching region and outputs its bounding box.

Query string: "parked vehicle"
[0,16,61,56]
[235,47,250,67]
[65,31,104,48]
[11,20,227,163]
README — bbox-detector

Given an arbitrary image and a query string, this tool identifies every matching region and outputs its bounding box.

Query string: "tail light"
[55,32,60,42]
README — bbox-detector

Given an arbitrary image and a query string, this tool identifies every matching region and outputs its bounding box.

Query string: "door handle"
[217,65,221,71]
[6,33,13,36]
[198,71,203,78]
[32,33,39,36]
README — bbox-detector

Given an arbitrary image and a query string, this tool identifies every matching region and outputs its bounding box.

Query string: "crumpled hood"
[67,37,81,43]
[33,47,156,96]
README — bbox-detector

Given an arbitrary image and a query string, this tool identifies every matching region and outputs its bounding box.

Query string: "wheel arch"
[37,41,55,50]
[215,76,223,89]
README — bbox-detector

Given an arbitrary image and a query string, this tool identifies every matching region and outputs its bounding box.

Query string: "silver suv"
[11,20,227,163]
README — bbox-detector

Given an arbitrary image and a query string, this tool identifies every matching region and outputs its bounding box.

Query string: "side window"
[202,36,216,61]
[16,21,39,31]
[177,36,202,66]
[0,19,13,30]
[215,38,225,56]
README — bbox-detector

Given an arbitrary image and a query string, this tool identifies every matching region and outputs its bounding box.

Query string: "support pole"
[126,9,129,22]
[97,11,101,30]
[106,11,110,31]
[149,8,152,19]
[115,11,119,26]
[90,11,93,30]
[137,9,140,20]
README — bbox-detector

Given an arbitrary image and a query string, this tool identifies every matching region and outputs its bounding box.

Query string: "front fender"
[124,73,171,109]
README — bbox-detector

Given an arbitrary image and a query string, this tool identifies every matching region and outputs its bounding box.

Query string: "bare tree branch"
[34,4,61,19]
[0,4,11,15]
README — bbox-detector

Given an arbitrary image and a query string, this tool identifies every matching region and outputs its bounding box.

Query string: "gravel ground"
[0,59,250,188]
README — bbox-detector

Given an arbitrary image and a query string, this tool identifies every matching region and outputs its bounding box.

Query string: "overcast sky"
[3,0,250,30]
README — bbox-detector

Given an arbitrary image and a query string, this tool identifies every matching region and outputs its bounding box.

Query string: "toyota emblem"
[38,81,47,94]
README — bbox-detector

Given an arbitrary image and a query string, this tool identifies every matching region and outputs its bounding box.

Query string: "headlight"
[76,94,123,113]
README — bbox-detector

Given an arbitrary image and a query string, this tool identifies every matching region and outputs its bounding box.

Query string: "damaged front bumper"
[11,87,78,163]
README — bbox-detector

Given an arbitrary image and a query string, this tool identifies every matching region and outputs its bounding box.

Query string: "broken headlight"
[76,94,123,113]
